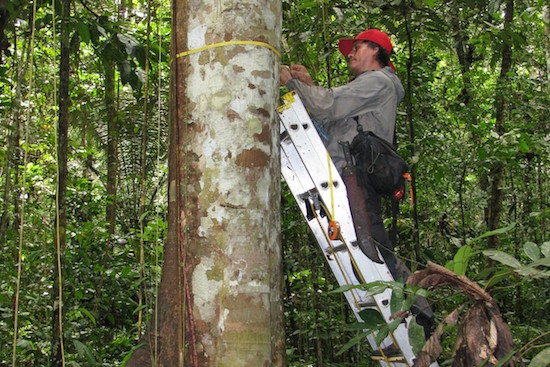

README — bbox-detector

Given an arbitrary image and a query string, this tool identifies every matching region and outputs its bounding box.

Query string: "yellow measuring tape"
[176,40,281,59]
[326,151,340,240]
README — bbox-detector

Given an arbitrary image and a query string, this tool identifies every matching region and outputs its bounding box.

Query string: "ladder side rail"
[280,103,397,288]
[282,131,414,366]
[281,133,372,313]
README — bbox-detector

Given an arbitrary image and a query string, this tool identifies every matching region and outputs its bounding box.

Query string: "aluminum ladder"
[279,91,437,367]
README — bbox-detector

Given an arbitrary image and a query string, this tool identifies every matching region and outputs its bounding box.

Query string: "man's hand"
[289,64,314,86]
[280,64,314,87]
[280,65,292,85]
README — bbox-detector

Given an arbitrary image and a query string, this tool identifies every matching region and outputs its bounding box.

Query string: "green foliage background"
[0,0,549,366]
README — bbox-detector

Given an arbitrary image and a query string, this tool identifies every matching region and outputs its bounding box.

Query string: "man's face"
[347,41,378,75]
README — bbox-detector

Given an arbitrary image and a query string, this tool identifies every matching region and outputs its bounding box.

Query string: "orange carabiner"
[328,220,341,240]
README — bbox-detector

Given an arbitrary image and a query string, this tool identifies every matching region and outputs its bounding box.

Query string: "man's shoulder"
[352,68,396,88]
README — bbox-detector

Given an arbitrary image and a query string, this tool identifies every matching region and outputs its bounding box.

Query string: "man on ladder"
[280,28,434,343]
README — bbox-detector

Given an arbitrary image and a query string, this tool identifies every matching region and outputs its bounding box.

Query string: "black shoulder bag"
[349,123,412,248]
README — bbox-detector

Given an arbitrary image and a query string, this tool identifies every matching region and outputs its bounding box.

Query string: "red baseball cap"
[338,29,395,70]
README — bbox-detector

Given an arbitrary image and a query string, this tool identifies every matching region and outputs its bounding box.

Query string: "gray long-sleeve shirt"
[286,66,404,171]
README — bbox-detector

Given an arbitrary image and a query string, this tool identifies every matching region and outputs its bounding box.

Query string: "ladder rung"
[327,244,347,253]
[371,355,405,362]
[280,129,289,141]
[297,188,318,201]
[358,299,377,308]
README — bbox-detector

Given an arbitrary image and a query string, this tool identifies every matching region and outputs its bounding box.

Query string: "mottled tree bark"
[127,1,284,366]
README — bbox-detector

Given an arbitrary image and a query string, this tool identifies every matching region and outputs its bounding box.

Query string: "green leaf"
[453,245,474,275]
[120,344,145,366]
[364,284,392,296]
[329,284,367,293]
[345,322,378,331]
[390,283,404,314]
[523,242,540,261]
[297,0,320,9]
[76,21,91,44]
[409,316,426,355]
[483,250,522,269]
[357,309,386,329]
[336,330,371,355]
[515,265,542,278]
[387,317,402,333]
[485,269,513,288]
[96,24,108,38]
[73,339,97,366]
[493,349,516,367]
[117,33,140,58]
[530,256,550,268]
[528,347,550,367]
[373,318,402,345]
[329,281,391,295]
[16,338,33,350]
[423,0,436,8]
[78,307,97,326]
[374,325,389,345]
[475,223,515,241]
[518,139,530,153]
[541,242,550,258]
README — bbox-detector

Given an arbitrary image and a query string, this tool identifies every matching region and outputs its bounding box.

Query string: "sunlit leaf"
[523,241,540,261]
[531,257,550,268]
[475,223,516,241]
[78,307,97,326]
[483,250,521,269]
[409,316,426,355]
[390,283,404,314]
[528,347,550,367]
[453,245,474,275]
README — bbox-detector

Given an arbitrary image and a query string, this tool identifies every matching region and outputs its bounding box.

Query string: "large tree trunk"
[51,0,71,365]
[127,1,284,366]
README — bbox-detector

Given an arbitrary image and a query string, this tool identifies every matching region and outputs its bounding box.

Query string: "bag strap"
[352,116,398,149]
